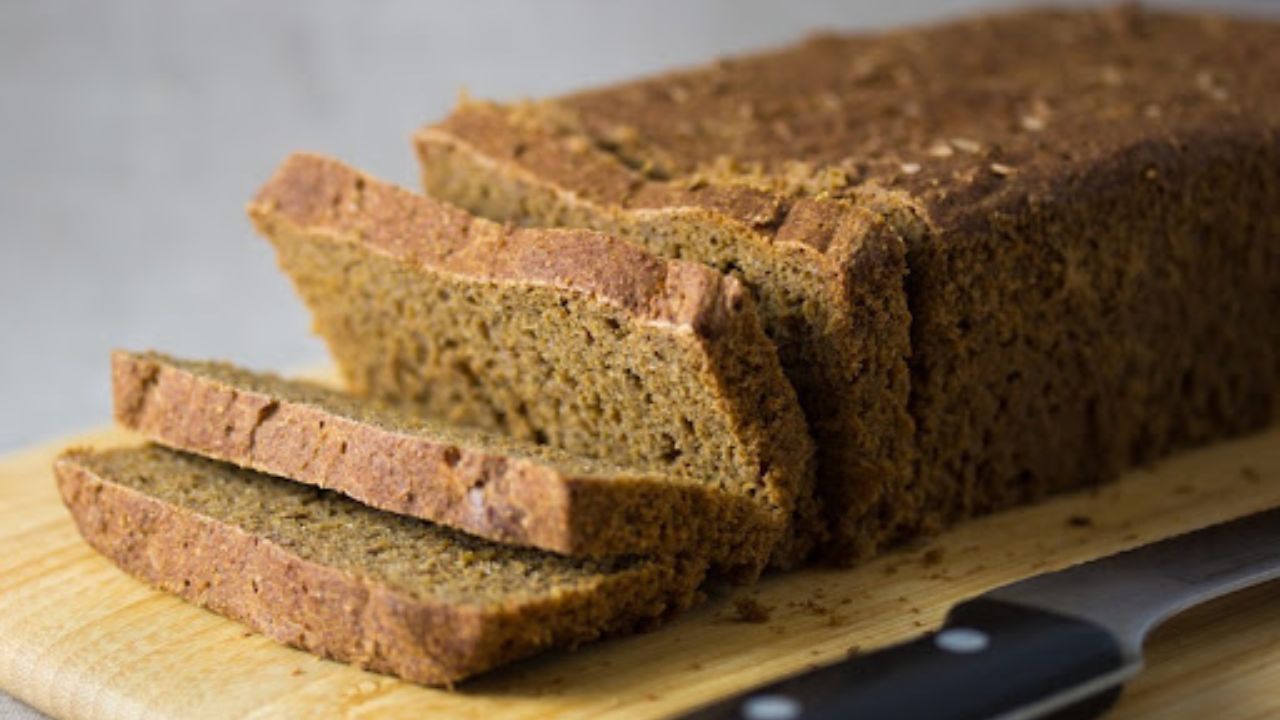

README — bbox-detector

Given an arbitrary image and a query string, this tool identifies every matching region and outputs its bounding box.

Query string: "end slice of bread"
[55,445,708,687]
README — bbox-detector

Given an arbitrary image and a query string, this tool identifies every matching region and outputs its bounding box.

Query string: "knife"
[679,507,1280,720]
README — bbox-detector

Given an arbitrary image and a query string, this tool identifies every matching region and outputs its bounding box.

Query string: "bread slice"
[247,153,817,574]
[55,445,707,687]
[415,7,1280,552]
[112,349,777,565]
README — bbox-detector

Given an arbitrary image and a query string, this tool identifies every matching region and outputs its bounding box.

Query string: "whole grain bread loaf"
[55,445,708,687]
[248,153,817,574]
[416,6,1280,555]
[113,349,776,565]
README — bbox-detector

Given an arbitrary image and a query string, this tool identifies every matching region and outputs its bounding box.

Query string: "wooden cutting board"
[1,424,1279,719]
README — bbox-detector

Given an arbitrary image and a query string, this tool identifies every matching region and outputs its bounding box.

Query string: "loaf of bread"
[416,6,1280,555]
[55,446,707,687]
[248,153,817,574]
[112,350,776,564]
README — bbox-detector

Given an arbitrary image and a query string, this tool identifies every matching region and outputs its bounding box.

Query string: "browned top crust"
[425,6,1280,240]
[250,152,750,338]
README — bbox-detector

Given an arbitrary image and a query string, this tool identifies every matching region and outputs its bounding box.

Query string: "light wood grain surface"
[0,425,1277,719]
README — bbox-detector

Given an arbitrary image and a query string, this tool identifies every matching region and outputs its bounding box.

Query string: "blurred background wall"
[0,0,1274,453]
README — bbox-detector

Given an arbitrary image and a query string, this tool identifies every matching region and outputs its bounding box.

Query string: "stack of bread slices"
[57,7,1280,686]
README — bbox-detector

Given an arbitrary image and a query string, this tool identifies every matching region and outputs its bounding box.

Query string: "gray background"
[0,1,1273,718]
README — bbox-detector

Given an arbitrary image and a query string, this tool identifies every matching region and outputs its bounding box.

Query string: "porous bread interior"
[148,352,648,482]
[70,445,650,603]
[266,222,805,534]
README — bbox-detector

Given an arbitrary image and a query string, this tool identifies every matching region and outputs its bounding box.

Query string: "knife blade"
[679,507,1280,720]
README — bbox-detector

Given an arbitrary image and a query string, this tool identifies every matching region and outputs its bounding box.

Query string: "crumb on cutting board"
[1067,514,1094,528]
[731,596,772,623]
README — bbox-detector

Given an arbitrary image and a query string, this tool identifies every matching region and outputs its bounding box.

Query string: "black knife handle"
[679,598,1130,720]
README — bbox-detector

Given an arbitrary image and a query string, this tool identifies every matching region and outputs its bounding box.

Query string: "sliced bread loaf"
[416,7,1280,552]
[247,153,817,573]
[55,445,708,687]
[416,75,915,562]
[112,349,776,565]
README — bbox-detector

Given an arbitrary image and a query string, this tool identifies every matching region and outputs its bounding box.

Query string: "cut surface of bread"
[416,6,1280,554]
[55,445,708,687]
[249,152,817,574]
[112,349,777,565]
